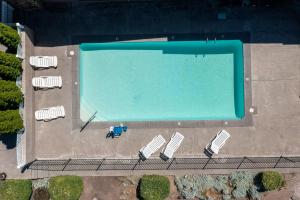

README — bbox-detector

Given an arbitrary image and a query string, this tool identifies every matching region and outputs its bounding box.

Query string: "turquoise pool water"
[80,40,244,122]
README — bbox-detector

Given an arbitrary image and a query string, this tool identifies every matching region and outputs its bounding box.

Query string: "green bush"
[0,80,23,110]
[0,64,21,80]
[139,175,170,200]
[261,171,284,191]
[0,110,23,134]
[0,51,22,70]
[49,176,83,200]
[0,23,20,50]
[0,179,32,200]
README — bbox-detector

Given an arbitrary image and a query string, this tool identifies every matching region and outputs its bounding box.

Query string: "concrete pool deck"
[31,43,300,160]
[12,4,300,173]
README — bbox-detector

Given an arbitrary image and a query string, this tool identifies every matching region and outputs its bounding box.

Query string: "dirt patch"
[284,173,300,200]
[167,176,182,200]
[262,188,290,200]
[80,177,123,200]
[80,176,183,200]
[117,176,140,200]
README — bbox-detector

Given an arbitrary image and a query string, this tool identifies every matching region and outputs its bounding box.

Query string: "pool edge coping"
[70,37,253,130]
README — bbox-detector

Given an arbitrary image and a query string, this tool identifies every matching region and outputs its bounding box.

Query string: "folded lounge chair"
[35,106,65,121]
[206,130,231,155]
[30,56,57,68]
[32,76,62,88]
[161,132,184,160]
[139,135,166,160]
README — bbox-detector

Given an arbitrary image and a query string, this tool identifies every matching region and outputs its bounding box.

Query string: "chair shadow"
[138,153,146,161]
[203,148,213,158]
[34,87,61,91]
[0,134,17,149]
[160,153,169,161]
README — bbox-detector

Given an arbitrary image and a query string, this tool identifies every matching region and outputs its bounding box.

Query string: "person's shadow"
[0,134,17,149]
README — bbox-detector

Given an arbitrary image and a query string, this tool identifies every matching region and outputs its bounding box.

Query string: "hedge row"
[0,23,20,50]
[0,179,32,200]
[0,110,23,134]
[0,80,23,110]
[0,24,23,135]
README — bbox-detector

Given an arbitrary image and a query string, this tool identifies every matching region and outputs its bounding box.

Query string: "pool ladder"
[205,37,217,43]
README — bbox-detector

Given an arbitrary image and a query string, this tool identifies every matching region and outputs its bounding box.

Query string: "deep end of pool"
[79,40,245,122]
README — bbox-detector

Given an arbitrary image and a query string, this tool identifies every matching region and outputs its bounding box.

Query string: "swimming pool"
[79,40,244,122]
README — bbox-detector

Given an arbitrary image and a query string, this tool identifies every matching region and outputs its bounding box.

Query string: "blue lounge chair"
[108,125,128,138]
[113,126,123,137]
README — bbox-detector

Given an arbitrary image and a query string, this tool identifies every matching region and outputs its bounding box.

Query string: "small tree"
[0,64,21,80]
[0,110,23,134]
[0,51,22,70]
[0,80,23,110]
[0,23,20,50]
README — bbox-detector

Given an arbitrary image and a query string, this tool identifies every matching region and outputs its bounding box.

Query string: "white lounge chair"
[139,135,166,160]
[32,76,62,88]
[206,130,231,155]
[30,56,57,68]
[35,106,65,121]
[161,132,184,160]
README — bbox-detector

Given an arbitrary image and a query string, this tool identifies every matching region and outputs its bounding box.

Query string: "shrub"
[230,171,254,199]
[261,171,284,191]
[139,175,170,200]
[248,185,261,200]
[0,64,21,80]
[176,173,263,200]
[32,178,49,190]
[0,80,23,110]
[0,23,20,50]
[175,176,198,199]
[0,179,32,200]
[33,187,50,200]
[175,175,230,200]
[0,51,22,70]
[0,110,23,134]
[49,176,83,200]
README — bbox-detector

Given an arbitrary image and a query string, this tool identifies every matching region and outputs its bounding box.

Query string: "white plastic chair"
[32,76,62,88]
[30,56,57,68]
[206,130,231,154]
[139,135,166,160]
[161,132,184,160]
[35,106,65,121]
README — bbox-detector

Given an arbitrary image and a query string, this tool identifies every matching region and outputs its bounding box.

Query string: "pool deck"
[2,4,300,177]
